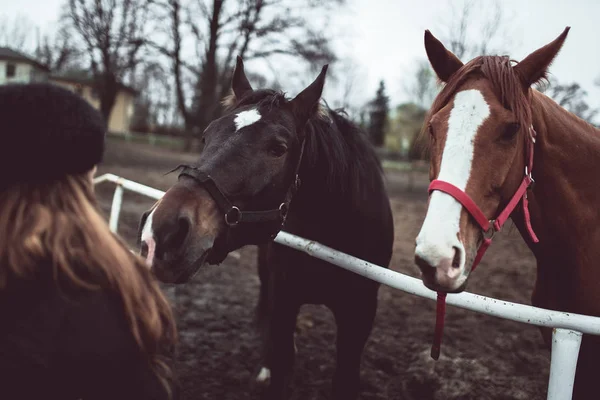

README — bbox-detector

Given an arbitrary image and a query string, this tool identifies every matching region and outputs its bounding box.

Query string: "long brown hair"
[0,173,177,396]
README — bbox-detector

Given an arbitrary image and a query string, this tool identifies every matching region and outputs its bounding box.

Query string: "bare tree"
[0,13,80,73]
[67,0,153,122]
[129,61,175,131]
[403,0,513,113]
[151,0,343,151]
[35,24,80,71]
[0,14,36,51]
[403,60,439,109]
[439,0,514,61]
[324,57,365,121]
[537,77,599,124]
[400,0,515,161]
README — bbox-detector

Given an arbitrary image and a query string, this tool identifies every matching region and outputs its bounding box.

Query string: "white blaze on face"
[234,109,261,131]
[415,89,490,279]
[141,208,156,268]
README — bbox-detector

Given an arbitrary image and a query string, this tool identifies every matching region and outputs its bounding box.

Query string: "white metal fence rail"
[94,173,599,400]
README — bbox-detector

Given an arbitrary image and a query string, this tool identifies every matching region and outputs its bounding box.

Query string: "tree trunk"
[98,72,119,128]
[188,0,223,151]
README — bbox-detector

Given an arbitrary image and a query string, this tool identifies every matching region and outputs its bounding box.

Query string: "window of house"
[6,63,16,78]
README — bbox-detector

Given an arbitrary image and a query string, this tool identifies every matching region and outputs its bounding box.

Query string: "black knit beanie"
[0,83,106,188]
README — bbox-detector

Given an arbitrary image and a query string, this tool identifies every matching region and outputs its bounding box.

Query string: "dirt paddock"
[95,137,549,400]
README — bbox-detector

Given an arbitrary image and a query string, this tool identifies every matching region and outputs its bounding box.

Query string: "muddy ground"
[95,137,549,400]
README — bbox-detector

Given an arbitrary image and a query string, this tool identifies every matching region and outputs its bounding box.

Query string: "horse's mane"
[222,89,383,205]
[420,56,534,152]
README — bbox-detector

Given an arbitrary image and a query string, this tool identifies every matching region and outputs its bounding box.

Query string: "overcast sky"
[1,0,599,113]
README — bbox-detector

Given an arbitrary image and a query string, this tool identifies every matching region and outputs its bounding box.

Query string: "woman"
[0,83,178,399]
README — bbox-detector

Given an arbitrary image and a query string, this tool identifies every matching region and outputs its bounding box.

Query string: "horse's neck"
[516,92,600,313]
[293,170,345,215]
[293,157,372,221]
[520,90,600,252]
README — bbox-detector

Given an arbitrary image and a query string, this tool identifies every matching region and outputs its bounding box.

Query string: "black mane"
[225,89,384,207]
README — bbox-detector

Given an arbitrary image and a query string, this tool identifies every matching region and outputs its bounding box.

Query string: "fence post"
[109,182,124,233]
[547,328,582,400]
[93,174,600,400]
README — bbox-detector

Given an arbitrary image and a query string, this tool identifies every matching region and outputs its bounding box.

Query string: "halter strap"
[428,180,491,233]
[428,126,540,360]
[177,138,305,231]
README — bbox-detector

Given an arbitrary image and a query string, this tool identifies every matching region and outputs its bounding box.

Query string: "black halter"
[176,139,305,231]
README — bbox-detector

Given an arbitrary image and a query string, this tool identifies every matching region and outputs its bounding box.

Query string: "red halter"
[428,126,540,360]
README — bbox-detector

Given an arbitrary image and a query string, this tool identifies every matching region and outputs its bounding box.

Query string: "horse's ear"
[514,27,570,88]
[288,65,328,129]
[232,56,253,99]
[424,29,464,83]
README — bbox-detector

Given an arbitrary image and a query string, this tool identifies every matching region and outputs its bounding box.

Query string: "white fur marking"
[256,367,271,384]
[415,89,490,285]
[141,209,156,268]
[234,109,261,131]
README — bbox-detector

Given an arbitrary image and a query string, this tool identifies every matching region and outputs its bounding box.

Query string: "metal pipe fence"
[94,173,599,400]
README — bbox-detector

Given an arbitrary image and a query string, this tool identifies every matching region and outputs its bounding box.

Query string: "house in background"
[0,47,137,134]
[49,73,137,134]
[0,47,49,85]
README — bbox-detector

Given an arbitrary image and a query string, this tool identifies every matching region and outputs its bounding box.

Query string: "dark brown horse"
[414,27,600,398]
[138,58,394,400]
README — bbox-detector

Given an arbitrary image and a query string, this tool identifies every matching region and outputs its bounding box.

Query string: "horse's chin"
[205,245,230,265]
[203,233,234,265]
[151,251,210,284]
[421,274,469,294]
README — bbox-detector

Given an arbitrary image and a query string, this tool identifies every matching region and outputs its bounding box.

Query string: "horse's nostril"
[451,246,461,269]
[140,241,149,258]
[156,215,192,260]
[171,216,191,249]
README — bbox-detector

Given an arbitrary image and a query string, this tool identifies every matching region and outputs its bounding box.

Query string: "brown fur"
[420,55,533,147]
[419,27,600,399]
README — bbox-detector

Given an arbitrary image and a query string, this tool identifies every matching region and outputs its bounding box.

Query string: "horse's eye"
[501,122,520,142]
[268,142,288,157]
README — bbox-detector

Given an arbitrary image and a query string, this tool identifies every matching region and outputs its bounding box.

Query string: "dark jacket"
[0,266,174,400]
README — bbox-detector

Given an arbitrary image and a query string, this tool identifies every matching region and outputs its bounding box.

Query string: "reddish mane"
[420,56,535,150]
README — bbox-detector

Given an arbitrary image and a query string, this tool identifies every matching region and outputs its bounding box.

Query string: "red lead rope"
[428,127,540,360]
[431,292,447,360]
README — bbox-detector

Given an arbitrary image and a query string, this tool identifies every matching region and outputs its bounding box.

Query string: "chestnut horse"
[414,27,600,398]
[138,58,394,399]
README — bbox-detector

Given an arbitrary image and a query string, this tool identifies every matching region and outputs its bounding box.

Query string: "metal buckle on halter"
[279,202,289,219]
[224,206,241,226]
[525,166,535,190]
[529,125,536,143]
[483,219,497,240]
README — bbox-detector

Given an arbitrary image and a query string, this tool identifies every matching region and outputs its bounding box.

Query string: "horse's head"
[139,57,328,283]
[414,27,570,292]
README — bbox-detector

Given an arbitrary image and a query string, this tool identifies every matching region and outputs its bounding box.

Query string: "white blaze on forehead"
[416,89,491,271]
[141,208,156,268]
[234,108,261,131]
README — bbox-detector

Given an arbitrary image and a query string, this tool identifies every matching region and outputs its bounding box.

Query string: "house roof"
[49,72,138,96]
[0,47,50,72]
[0,47,137,96]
